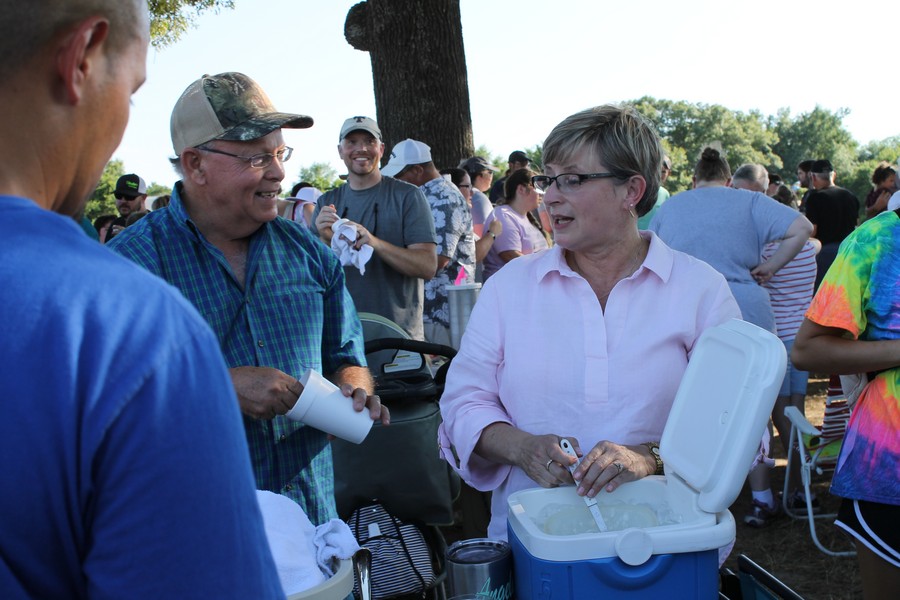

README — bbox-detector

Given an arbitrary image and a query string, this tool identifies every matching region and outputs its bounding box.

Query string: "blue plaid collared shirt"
[109,183,366,524]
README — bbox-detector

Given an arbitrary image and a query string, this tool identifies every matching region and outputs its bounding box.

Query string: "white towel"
[314,518,361,577]
[331,218,374,274]
[255,490,325,595]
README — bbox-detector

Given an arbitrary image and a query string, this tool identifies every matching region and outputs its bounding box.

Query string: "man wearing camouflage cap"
[110,72,387,525]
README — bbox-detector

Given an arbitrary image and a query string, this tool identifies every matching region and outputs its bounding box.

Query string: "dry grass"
[724,375,862,599]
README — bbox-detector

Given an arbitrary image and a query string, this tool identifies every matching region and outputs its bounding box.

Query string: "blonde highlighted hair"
[542,104,663,217]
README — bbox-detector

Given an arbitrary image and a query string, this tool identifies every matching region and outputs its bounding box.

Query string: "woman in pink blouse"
[439,105,740,540]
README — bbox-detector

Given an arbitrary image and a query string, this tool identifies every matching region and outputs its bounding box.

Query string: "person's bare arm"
[751,215,813,284]
[865,190,891,219]
[329,365,389,425]
[475,219,502,263]
[351,223,437,279]
[498,249,523,263]
[475,422,573,487]
[792,319,900,373]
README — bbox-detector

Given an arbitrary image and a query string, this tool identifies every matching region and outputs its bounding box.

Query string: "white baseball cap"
[381,139,432,177]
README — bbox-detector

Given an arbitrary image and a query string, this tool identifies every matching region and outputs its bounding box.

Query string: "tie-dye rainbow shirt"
[806,210,900,503]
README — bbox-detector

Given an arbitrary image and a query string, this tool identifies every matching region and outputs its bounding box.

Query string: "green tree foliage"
[148,0,234,48]
[472,145,504,173]
[85,160,125,221]
[858,136,900,163]
[147,182,172,197]
[630,97,780,194]
[292,162,343,192]
[770,106,858,181]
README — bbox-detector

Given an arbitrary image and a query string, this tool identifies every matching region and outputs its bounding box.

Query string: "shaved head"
[0,0,146,81]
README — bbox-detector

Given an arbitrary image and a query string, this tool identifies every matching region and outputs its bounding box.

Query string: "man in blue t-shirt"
[0,2,284,598]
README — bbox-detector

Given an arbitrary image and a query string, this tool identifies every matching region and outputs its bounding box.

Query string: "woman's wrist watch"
[642,441,663,475]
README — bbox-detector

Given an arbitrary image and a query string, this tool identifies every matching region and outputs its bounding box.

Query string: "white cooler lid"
[660,319,785,514]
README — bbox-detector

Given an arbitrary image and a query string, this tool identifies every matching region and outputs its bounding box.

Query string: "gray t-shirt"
[314,177,437,340]
[649,186,799,331]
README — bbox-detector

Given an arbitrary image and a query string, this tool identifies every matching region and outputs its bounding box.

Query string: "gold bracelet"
[642,441,663,475]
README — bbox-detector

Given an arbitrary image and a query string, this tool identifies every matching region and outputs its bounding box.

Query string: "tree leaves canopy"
[148,0,234,48]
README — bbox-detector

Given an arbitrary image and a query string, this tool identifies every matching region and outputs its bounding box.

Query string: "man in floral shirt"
[383,139,476,345]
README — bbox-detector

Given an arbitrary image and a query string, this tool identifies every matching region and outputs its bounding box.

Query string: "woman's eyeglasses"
[531,172,617,194]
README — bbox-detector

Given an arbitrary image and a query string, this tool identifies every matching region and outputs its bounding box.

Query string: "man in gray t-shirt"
[314,117,437,340]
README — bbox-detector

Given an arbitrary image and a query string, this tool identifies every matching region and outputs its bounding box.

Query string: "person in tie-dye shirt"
[793,209,900,597]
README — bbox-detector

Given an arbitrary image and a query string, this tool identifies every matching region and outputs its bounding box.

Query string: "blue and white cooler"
[508,319,786,599]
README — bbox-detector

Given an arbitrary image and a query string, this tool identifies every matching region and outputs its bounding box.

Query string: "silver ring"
[545,459,554,471]
[613,462,624,474]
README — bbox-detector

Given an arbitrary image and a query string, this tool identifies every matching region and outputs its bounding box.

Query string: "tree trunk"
[345,0,473,170]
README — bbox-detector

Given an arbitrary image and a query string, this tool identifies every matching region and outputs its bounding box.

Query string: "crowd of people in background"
[5,2,898,597]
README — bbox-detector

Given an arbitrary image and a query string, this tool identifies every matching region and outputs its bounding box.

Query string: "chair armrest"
[783,406,821,437]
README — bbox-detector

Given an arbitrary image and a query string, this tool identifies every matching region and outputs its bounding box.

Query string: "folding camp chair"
[782,402,856,557]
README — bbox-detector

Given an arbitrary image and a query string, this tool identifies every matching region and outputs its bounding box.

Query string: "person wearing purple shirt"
[481,168,552,281]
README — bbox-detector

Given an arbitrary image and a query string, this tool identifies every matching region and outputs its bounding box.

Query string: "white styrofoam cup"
[285,369,374,444]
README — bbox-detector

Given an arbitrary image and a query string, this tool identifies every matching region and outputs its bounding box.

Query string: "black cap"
[114,174,147,198]
[811,159,834,174]
[508,150,530,164]
[459,156,499,174]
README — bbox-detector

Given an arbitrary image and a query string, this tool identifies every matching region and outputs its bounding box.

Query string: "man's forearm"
[371,239,437,280]
[330,365,375,395]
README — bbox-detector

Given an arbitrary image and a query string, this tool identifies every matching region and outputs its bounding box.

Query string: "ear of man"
[55,16,111,105]
[181,149,207,184]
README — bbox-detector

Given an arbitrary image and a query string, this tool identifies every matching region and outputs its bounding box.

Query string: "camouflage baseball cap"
[170,72,313,156]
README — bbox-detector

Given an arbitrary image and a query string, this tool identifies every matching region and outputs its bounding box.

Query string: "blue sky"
[115,0,897,188]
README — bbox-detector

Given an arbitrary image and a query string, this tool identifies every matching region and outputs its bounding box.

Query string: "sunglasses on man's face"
[115,194,139,201]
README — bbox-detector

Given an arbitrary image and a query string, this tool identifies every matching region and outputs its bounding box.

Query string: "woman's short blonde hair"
[542,104,663,217]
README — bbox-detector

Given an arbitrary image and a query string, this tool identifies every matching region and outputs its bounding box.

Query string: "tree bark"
[345,0,473,170]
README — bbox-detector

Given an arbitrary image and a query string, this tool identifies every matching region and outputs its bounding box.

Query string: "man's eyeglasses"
[531,172,618,194]
[114,194,140,201]
[197,145,293,168]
